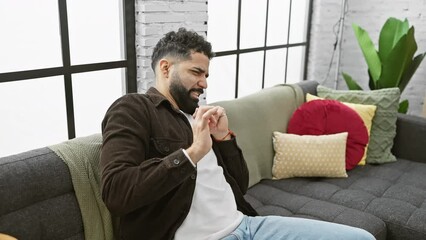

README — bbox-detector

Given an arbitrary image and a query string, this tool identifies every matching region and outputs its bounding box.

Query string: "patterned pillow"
[272,132,348,179]
[306,93,377,165]
[317,86,400,164]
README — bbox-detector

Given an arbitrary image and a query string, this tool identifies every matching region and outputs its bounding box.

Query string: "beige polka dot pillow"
[272,131,348,179]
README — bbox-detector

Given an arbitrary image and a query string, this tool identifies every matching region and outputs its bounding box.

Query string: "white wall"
[135,0,208,93]
[308,0,426,116]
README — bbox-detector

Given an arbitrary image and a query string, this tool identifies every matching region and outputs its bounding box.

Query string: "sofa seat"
[245,158,426,240]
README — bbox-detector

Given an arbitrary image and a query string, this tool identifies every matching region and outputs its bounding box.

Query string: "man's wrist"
[185,145,205,164]
[212,129,234,142]
[181,149,196,167]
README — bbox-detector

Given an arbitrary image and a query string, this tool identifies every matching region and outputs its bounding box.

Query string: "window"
[0,0,136,157]
[207,0,312,103]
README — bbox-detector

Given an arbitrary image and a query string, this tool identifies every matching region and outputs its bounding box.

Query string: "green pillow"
[214,84,305,187]
[317,85,400,164]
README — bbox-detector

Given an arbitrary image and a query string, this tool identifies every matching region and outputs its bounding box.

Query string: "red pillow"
[287,99,368,170]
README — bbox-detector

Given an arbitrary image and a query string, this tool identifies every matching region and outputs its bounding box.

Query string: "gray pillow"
[317,85,400,164]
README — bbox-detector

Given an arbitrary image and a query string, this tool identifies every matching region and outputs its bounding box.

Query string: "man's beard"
[169,72,204,114]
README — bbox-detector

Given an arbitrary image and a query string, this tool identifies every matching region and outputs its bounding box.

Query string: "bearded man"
[100,28,375,240]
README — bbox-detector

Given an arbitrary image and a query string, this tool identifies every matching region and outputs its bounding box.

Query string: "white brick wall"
[135,0,208,93]
[308,0,426,116]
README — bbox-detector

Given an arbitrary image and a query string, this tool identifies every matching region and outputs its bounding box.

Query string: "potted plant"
[343,17,426,113]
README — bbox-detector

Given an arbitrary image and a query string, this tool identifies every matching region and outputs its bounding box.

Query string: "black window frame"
[213,0,313,98]
[0,0,137,140]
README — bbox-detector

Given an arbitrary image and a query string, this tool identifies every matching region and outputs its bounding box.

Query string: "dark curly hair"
[151,27,214,72]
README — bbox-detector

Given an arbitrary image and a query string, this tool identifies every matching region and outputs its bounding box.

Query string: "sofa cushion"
[246,158,426,240]
[272,132,348,179]
[317,85,400,164]
[214,84,305,187]
[245,183,387,240]
[0,148,84,240]
[287,99,369,170]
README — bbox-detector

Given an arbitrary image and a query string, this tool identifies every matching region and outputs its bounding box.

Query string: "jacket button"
[190,174,196,180]
[173,159,180,165]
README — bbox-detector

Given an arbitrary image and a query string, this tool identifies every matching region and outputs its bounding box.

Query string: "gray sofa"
[1,80,426,240]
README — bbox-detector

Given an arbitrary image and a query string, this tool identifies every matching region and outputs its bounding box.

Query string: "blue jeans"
[221,215,375,240]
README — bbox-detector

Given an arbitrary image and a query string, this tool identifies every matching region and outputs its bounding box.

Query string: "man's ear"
[159,59,170,78]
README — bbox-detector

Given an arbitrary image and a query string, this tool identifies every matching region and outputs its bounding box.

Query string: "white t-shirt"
[174,113,243,240]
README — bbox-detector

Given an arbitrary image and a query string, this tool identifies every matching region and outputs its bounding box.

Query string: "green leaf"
[352,24,382,83]
[378,27,417,88]
[379,18,409,61]
[398,99,409,114]
[342,72,363,90]
[399,52,426,92]
[368,70,376,90]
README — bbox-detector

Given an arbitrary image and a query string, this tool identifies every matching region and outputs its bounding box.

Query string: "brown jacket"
[100,88,257,240]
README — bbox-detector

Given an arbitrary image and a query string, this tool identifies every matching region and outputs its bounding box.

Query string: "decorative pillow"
[306,93,377,165]
[287,99,369,170]
[317,85,400,164]
[272,132,348,179]
[0,233,17,240]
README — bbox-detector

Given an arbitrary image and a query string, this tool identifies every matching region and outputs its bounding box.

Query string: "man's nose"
[198,76,208,89]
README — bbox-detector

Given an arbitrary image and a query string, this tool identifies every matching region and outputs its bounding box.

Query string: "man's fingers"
[194,106,218,128]
[193,108,199,118]
[195,106,217,118]
[216,107,226,118]
[192,106,228,132]
[201,107,219,122]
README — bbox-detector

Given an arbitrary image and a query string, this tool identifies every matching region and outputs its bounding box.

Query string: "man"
[100,28,375,240]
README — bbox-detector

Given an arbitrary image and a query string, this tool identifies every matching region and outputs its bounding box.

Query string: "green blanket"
[49,133,115,240]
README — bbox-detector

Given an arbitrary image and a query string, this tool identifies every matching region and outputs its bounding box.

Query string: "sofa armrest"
[296,80,319,98]
[391,113,426,163]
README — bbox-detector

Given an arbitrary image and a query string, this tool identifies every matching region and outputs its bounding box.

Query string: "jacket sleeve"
[213,137,250,194]
[100,95,196,216]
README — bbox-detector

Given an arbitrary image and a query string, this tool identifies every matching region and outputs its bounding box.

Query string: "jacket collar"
[146,87,181,113]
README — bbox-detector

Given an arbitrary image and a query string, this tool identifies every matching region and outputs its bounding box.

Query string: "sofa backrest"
[214,83,306,187]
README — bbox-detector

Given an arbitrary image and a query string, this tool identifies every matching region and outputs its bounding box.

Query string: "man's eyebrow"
[192,67,205,72]
[192,67,209,77]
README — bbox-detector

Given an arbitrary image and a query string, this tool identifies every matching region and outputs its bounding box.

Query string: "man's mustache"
[189,88,204,95]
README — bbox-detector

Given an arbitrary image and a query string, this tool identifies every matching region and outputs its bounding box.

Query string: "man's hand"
[186,106,229,164]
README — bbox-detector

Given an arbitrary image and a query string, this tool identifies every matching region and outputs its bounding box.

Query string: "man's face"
[168,52,210,114]
[169,71,203,114]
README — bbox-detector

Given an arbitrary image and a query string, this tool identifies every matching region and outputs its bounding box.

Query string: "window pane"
[238,51,264,97]
[207,55,237,103]
[286,46,305,83]
[0,77,68,158]
[0,1,62,73]
[240,0,267,49]
[264,49,287,88]
[267,0,290,46]
[207,0,238,52]
[72,69,124,137]
[289,0,309,44]
[67,0,123,65]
